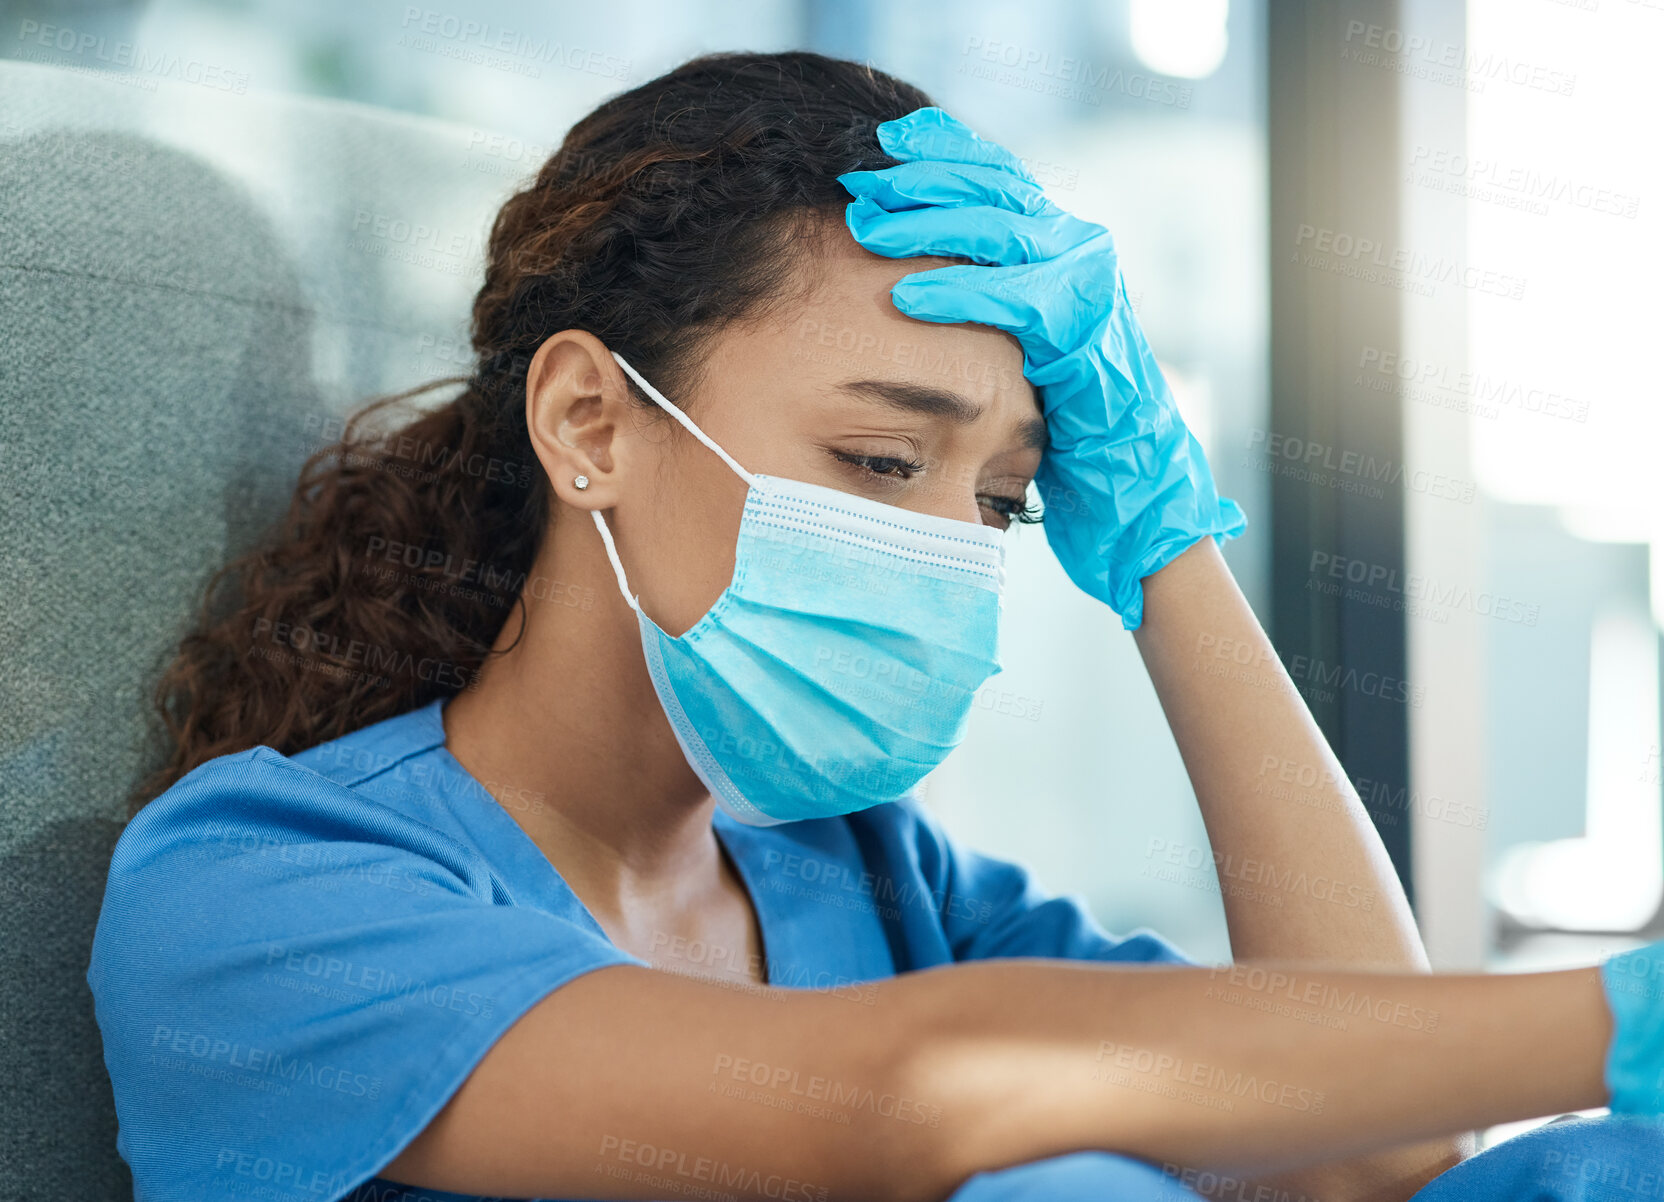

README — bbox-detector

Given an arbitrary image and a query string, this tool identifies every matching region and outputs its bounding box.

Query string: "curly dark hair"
[129,50,936,814]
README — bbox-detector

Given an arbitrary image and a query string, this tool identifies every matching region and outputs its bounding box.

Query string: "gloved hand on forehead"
[836,106,1246,631]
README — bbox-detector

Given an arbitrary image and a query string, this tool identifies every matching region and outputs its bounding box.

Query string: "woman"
[87,50,1664,1202]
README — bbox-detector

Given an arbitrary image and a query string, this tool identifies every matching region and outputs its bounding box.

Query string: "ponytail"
[129,372,546,814]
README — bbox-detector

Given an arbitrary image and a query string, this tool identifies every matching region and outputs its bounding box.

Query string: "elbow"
[855,972,986,1202]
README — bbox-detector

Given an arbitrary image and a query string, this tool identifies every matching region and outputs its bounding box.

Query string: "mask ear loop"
[590,350,760,614]
[591,508,641,613]
[609,350,757,488]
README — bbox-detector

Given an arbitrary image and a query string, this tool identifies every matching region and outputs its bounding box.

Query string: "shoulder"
[120,743,345,854]
[288,696,448,787]
[111,711,490,901]
[88,716,644,1202]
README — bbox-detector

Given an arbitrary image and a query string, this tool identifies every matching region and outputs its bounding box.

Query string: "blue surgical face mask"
[590,350,1008,827]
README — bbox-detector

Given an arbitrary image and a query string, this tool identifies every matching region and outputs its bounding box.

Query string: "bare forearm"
[385,956,1610,1202]
[898,960,1610,1193]
[1128,537,1453,1196]
[1132,536,1426,969]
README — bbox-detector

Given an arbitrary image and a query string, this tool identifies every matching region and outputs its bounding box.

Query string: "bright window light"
[1466,1,1664,624]
[1130,0,1229,81]
[1491,605,1663,929]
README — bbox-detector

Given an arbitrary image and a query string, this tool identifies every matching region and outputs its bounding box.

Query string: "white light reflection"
[1129,0,1229,81]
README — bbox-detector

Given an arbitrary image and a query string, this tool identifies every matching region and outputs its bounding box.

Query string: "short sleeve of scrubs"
[85,745,647,1202]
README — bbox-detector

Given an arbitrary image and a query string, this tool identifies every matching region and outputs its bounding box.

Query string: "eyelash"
[830,452,1042,525]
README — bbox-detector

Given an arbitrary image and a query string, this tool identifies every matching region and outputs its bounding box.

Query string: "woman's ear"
[523,330,634,509]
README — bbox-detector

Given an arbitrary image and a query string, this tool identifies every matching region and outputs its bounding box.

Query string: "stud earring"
[573,475,590,491]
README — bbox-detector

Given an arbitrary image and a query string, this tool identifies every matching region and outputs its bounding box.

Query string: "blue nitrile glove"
[837,106,1246,631]
[1603,941,1664,1113]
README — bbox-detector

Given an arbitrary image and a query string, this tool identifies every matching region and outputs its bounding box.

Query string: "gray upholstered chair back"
[0,59,528,1198]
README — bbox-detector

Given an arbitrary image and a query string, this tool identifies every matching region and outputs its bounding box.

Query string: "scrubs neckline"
[417,696,777,987]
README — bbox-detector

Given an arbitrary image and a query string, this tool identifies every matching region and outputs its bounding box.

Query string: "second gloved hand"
[838,107,1246,630]
[1604,941,1664,1113]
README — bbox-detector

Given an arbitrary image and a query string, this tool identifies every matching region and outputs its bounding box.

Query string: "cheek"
[630,453,745,637]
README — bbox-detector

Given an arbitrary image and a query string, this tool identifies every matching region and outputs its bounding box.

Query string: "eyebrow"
[835,378,1049,452]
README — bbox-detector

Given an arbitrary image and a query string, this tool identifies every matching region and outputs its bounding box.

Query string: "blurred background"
[5,0,1661,1142]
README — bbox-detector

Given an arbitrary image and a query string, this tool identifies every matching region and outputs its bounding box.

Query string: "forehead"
[753,219,1032,408]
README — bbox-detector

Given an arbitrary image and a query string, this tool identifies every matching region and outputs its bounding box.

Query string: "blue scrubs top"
[87,697,1189,1202]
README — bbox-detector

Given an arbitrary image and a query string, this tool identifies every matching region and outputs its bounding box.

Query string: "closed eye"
[830,450,926,480]
[831,450,1040,529]
[985,493,1042,525]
